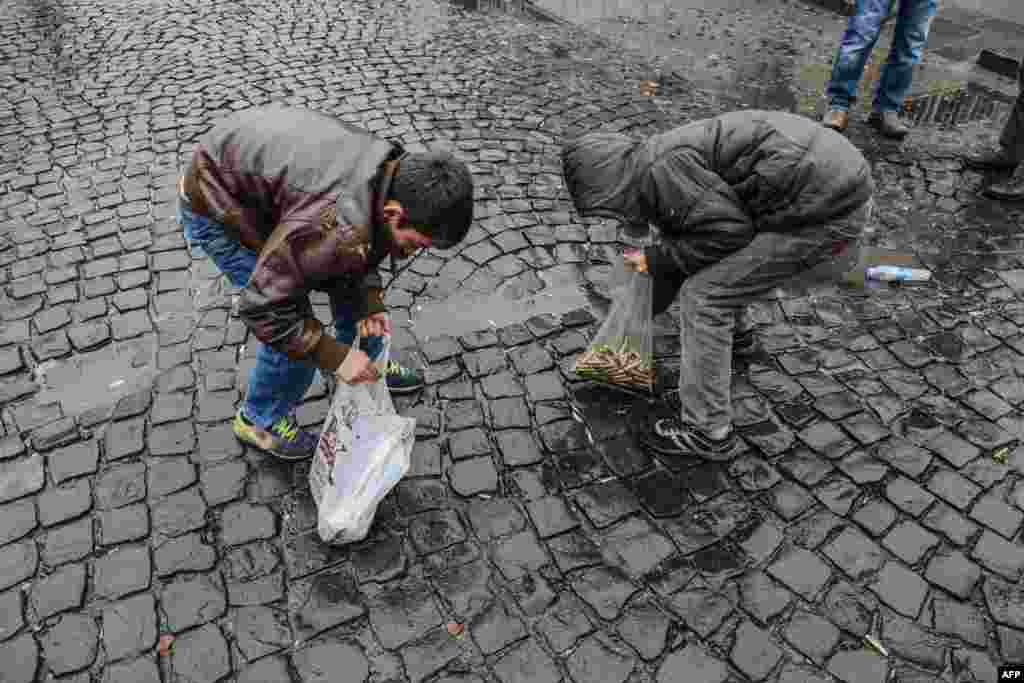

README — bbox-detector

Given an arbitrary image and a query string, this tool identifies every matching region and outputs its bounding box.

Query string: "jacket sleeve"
[236,218,376,374]
[643,150,757,280]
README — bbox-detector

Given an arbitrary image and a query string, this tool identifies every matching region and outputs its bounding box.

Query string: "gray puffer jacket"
[562,110,875,307]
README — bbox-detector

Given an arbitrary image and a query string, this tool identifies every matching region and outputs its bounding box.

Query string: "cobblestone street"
[2,0,1024,681]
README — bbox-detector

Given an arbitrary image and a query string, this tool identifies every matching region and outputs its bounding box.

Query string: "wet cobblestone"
[0,0,1023,679]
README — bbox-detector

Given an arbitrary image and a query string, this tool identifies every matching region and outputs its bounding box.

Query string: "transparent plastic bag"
[574,254,655,392]
[309,336,415,546]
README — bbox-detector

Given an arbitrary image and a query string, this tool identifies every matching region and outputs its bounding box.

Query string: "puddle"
[34,341,160,419]
[409,282,594,340]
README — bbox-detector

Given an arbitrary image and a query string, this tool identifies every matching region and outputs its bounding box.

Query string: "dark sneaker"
[868,111,910,139]
[233,410,318,461]
[733,328,758,356]
[985,167,1024,200]
[386,361,424,395]
[643,416,738,461]
[964,147,1018,172]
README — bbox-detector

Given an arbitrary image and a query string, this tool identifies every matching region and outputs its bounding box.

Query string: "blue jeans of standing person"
[177,201,384,430]
[827,0,939,113]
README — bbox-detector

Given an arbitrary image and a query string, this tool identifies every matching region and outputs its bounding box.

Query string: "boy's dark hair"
[391,150,474,249]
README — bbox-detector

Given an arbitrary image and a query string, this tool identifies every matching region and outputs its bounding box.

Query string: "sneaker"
[868,111,910,139]
[643,416,738,461]
[985,167,1024,200]
[963,146,1019,172]
[733,328,758,356]
[822,109,849,132]
[386,361,424,395]
[233,410,318,461]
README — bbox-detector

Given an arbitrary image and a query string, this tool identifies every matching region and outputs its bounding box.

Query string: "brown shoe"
[868,111,910,139]
[823,109,849,132]
[964,146,1019,172]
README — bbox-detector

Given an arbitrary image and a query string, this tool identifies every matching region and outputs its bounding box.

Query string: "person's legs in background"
[178,201,320,460]
[824,0,889,131]
[869,0,939,138]
[966,60,1024,199]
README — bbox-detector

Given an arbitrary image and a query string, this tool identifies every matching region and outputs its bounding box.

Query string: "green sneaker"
[386,360,424,394]
[233,410,318,461]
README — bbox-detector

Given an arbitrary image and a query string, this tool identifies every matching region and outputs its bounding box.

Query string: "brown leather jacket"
[182,106,403,372]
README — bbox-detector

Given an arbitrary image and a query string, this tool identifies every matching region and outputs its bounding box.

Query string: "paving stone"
[815,477,860,515]
[92,543,151,601]
[566,636,635,683]
[886,476,936,517]
[42,517,93,565]
[823,527,885,579]
[161,573,227,633]
[927,469,982,510]
[449,456,498,496]
[574,479,641,529]
[364,577,440,649]
[98,503,149,546]
[882,521,940,565]
[102,593,157,662]
[47,441,99,485]
[656,644,729,683]
[238,655,293,683]
[767,547,832,599]
[148,422,196,456]
[491,529,550,581]
[798,421,856,458]
[470,596,528,656]
[95,461,147,509]
[930,595,987,647]
[572,566,638,621]
[494,429,543,467]
[408,509,466,556]
[827,649,888,683]
[0,588,24,640]
[447,427,491,460]
[730,620,783,681]
[617,600,670,661]
[738,571,793,625]
[40,614,98,675]
[784,609,840,664]
[105,417,145,460]
[971,494,1023,539]
[0,634,38,683]
[29,551,84,621]
[853,498,898,536]
[972,530,1024,580]
[151,486,206,537]
[869,561,928,618]
[233,606,292,662]
[926,430,980,468]
[220,502,276,546]
[171,624,231,683]
[464,498,526,543]
[881,612,947,670]
[493,639,561,683]
[922,503,980,546]
[153,532,217,578]
[37,477,92,526]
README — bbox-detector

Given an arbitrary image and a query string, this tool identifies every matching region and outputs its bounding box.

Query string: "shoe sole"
[964,160,1018,172]
[639,430,739,462]
[984,189,1024,200]
[387,383,424,395]
[233,421,314,461]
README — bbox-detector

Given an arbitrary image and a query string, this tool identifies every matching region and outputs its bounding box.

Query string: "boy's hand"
[623,250,648,273]
[357,313,391,338]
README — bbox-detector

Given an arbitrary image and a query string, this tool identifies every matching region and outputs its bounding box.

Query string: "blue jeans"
[827,0,939,113]
[177,202,383,430]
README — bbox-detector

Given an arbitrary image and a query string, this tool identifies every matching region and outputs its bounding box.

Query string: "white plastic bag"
[309,336,415,545]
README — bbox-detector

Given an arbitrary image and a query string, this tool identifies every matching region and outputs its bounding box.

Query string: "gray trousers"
[678,203,870,432]
[1001,60,1024,162]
